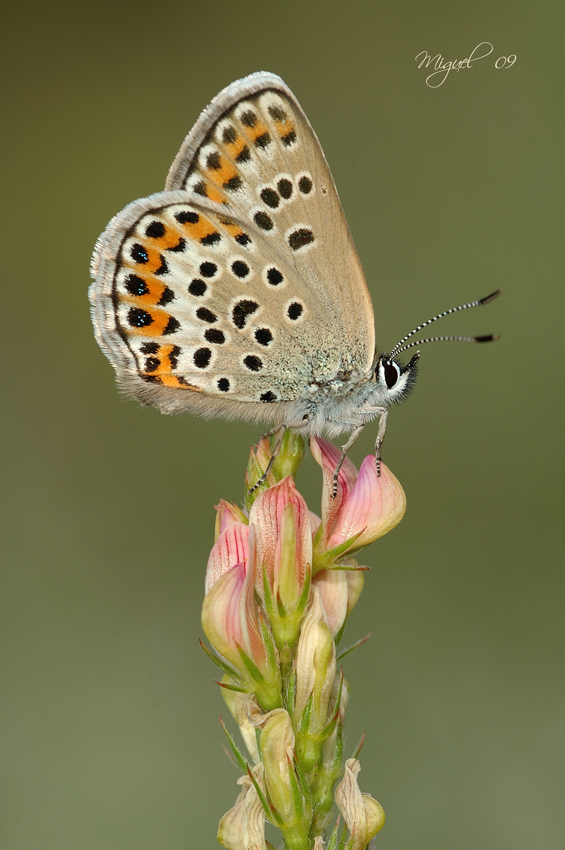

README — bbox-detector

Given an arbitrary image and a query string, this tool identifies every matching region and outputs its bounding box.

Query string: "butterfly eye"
[384,361,400,389]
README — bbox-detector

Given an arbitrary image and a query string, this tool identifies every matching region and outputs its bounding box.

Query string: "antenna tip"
[475,333,500,343]
[479,289,502,305]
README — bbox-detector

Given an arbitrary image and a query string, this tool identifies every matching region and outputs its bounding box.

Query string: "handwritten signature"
[415,42,516,88]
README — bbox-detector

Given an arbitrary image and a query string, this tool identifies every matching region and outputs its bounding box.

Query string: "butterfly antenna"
[393,332,499,356]
[389,290,501,360]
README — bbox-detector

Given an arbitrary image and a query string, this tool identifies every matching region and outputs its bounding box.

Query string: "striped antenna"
[389,290,501,360]
[393,332,500,357]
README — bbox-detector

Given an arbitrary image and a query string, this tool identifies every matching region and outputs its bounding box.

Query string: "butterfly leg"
[332,424,366,498]
[247,425,287,494]
[259,424,281,441]
[374,409,389,477]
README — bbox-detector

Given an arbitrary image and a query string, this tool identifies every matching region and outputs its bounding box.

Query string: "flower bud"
[335,758,385,849]
[312,569,349,638]
[311,437,406,566]
[294,588,337,773]
[205,522,249,595]
[215,499,248,541]
[244,432,305,510]
[245,437,277,506]
[259,708,311,850]
[201,529,281,712]
[250,477,312,649]
[345,563,365,617]
[221,690,260,764]
[217,763,267,850]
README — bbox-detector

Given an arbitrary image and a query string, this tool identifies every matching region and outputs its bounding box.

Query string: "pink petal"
[313,568,349,637]
[202,554,266,673]
[214,499,248,539]
[205,522,250,594]
[327,459,406,551]
[310,437,358,542]
[249,477,312,596]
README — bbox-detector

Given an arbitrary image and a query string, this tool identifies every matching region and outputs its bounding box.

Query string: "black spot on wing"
[288,228,314,251]
[266,267,283,286]
[144,356,160,372]
[235,145,251,164]
[154,254,169,276]
[200,231,221,246]
[268,105,287,121]
[260,188,280,209]
[280,129,297,147]
[260,391,277,403]
[145,221,165,238]
[232,300,259,329]
[205,328,225,344]
[298,176,313,194]
[130,244,148,264]
[232,260,250,279]
[254,132,271,149]
[255,328,273,346]
[128,307,153,328]
[287,302,303,320]
[163,316,180,335]
[223,175,243,191]
[125,274,149,296]
[206,151,221,170]
[200,262,218,278]
[277,178,293,199]
[189,279,207,296]
[241,110,257,127]
[196,307,217,323]
[193,348,212,368]
[243,355,262,372]
[254,211,274,231]
[166,237,186,252]
[158,286,175,306]
[175,210,199,225]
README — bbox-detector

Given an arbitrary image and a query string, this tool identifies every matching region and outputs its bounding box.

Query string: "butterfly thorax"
[279,353,418,438]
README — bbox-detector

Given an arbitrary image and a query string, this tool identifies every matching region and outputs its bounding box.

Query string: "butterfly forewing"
[90,72,375,420]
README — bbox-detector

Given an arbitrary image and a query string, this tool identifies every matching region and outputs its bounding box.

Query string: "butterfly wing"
[90,72,375,422]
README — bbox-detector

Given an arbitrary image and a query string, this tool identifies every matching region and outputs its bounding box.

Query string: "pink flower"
[249,478,312,646]
[311,437,406,561]
[214,499,248,540]
[202,527,281,712]
[205,522,249,595]
[312,569,349,638]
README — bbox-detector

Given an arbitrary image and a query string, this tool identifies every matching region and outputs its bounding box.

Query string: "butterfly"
[90,72,499,488]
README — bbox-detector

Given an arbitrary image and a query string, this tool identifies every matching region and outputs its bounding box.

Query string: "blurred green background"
[2,1,563,847]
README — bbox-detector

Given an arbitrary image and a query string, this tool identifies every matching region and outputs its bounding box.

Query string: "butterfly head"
[374,352,420,404]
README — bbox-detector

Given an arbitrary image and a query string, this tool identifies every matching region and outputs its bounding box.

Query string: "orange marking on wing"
[224,138,248,160]
[205,183,227,204]
[118,276,169,308]
[151,227,185,250]
[177,215,220,243]
[160,374,200,390]
[206,159,239,187]
[125,307,174,337]
[148,344,176,377]
[123,244,165,275]
[246,120,269,143]
[273,118,295,139]
[222,221,245,239]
